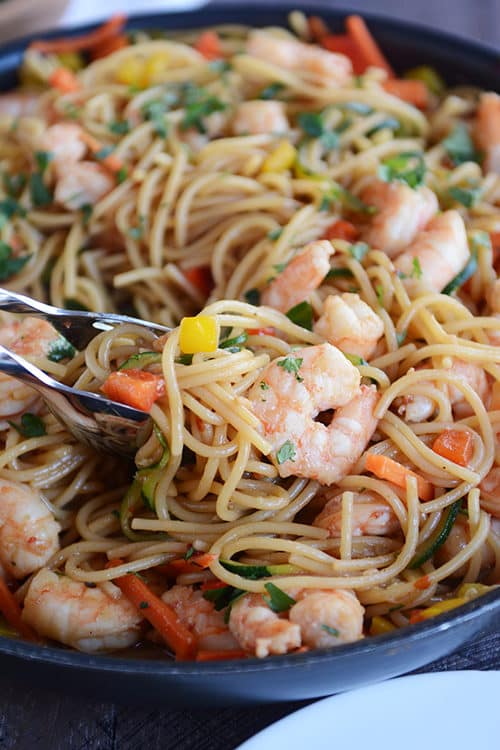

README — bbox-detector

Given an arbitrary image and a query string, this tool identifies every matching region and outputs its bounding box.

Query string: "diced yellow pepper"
[457,583,494,601]
[57,52,84,72]
[261,141,297,173]
[417,597,467,621]
[116,57,146,87]
[369,616,396,636]
[179,316,219,354]
[141,52,169,87]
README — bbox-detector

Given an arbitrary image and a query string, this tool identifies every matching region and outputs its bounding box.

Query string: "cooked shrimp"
[0,92,39,118]
[246,31,352,87]
[394,211,470,292]
[480,468,500,518]
[289,588,364,648]
[0,479,60,579]
[261,240,332,312]
[228,592,301,658]
[361,179,438,257]
[38,123,86,167]
[248,343,379,485]
[397,358,489,422]
[475,92,500,174]
[232,100,289,135]
[0,317,61,418]
[314,490,400,537]
[22,568,143,652]
[54,161,114,210]
[162,584,239,651]
[314,293,384,360]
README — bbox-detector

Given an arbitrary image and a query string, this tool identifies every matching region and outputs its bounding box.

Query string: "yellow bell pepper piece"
[261,141,297,173]
[141,52,169,87]
[179,316,219,354]
[369,616,396,636]
[456,583,494,601]
[417,597,467,621]
[116,56,145,87]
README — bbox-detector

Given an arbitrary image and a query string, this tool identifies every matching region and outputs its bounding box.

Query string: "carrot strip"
[432,429,474,467]
[30,14,127,54]
[194,30,223,60]
[90,33,129,60]
[365,453,434,501]
[247,327,277,337]
[321,34,366,75]
[48,67,81,93]
[0,577,37,641]
[308,16,330,41]
[165,553,216,576]
[79,131,124,174]
[101,369,165,411]
[382,79,429,109]
[107,559,196,660]
[414,575,432,590]
[345,15,395,77]
[183,266,214,297]
[324,219,359,242]
[196,649,247,662]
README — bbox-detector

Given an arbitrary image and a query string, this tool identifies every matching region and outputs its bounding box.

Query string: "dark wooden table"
[1,2,499,748]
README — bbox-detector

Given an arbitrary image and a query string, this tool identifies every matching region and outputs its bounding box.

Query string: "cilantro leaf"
[180,85,227,133]
[142,99,169,137]
[268,228,283,240]
[343,351,368,367]
[108,119,131,135]
[260,381,269,390]
[81,204,93,226]
[349,242,369,262]
[277,354,303,381]
[263,583,296,613]
[442,123,480,166]
[442,250,478,295]
[259,82,286,100]
[48,335,76,363]
[276,440,296,465]
[321,624,340,637]
[0,197,26,229]
[219,332,248,351]
[448,185,482,208]
[8,413,46,437]
[3,174,27,199]
[375,284,385,307]
[411,257,423,279]
[244,288,260,306]
[378,152,426,189]
[0,241,30,281]
[116,167,128,184]
[324,267,353,280]
[320,184,375,214]
[286,300,313,331]
[298,111,325,138]
[29,173,52,207]
[35,151,53,174]
[94,145,114,161]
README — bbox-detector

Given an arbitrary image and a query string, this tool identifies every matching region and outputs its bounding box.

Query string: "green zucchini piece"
[118,351,162,370]
[409,500,462,569]
[441,251,478,295]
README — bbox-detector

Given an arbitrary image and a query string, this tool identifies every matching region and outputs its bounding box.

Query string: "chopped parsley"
[321,624,340,637]
[0,197,26,229]
[94,145,114,161]
[448,185,482,208]
[375,284,385,307]
[180,84,227,134]
[142,99,169,138]
[48,335,76,363]
[263,583,296,613]
[442,123,481,166]
[349,241,369,262]
[81,204,93,226]
[116,167,128,184]
[35,151,53,174]
[286,300,313,331]
[8,413,46,437]
[378,151,426,189]
[108,119,131,135]
[320,184,375,214]
[244,287,260,306]
[277,354,303,381]
[297,111,339,150]
[29,172,52,207]
[260,381,269,390]
[0,241,31,281]
[3,173,27,199]
[276,440,296,465]
[411,257,423,279]
[258,82,286,100]
[268,228,283,240]
[324,267,353,280]
[184,546,195,560]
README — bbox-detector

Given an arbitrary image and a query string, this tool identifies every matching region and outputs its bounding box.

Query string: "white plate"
[236,671,500,750]
[59,0,208,27]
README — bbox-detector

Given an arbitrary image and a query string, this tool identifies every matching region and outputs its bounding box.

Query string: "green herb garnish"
[108,119,131,135]
[276,440,296,465]
[379,151,426,189]
[48,335,76,363]
[286,300,313,331]
[349,241,369,262]
[259,82,285,100]
[411,257,423,279]
[263,583,296,613]
[448,185,482,208]
[8,413,46,437]
[220,332,248,351]
[442,123,480,166]
[0,241,30,281]
[244,288,260,306]
[128,215,145,240]
[268,228,283,240]
[35,151,53,174]
[277,354,303,381]
[29,173,52,207]
[321,624,340,637]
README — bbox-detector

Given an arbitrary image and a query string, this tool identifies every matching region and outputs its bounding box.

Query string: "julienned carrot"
[345,15,395,77]
[365,453,434,501]
[324,219,359,242]
[108,559,196,660]
[320,34,366,75]
[308,16,330,41]
[101,369,165,411]
[183,266,214,297]
[90,33,129,60]
[194,30,222,60]
[79,131,124,173]
[382,79,429,109]
[165,553,216,576]
[48,67,81,93]
[30,14,127,54]
[196,649,247,662]
[432,429,474,467]
[0,577,37,641]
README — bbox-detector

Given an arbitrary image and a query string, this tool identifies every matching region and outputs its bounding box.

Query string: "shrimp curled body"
[261,240,332,313]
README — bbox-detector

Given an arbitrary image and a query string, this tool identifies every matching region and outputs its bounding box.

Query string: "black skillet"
[0,3,498,707]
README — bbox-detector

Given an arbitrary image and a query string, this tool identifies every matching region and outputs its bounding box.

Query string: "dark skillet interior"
[0,3,499,707]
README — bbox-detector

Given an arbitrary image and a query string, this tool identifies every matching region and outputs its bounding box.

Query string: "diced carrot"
[194,30,223,61]
[345,15,395,77]
[490,381,500,411]
[165,553,216,576]
[365,453,434,501]
[30,14,127,54]
[79,130,124,174]
[101,369,165,411]
[324,219,359,242]
[90,33,129,60]
[107,559,196,660]
[183,266,214,297]
[414,575,432,590]
[247,327,276,337]
[321,34,366,75]
[382,79,429,109]
[0,577,38,641]
[432,429,474,467]
[196,649,247,661]
[308,16,330,41]
[48,67,81,93]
